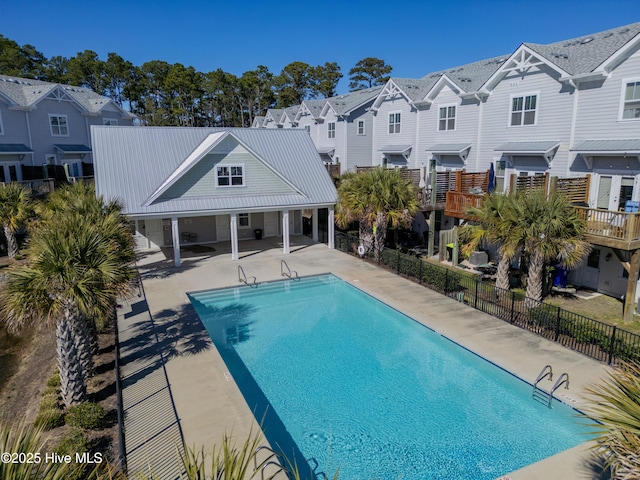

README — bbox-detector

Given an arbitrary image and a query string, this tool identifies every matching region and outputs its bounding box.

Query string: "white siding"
[373,96,418,168]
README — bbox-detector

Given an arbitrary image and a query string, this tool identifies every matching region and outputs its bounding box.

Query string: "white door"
[216,215,231,242]
[264,211,278,237]
[0,163,21,182]
[597,176,635,211]
[145,219,163,249]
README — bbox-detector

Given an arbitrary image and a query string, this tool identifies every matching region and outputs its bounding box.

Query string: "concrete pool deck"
[118,237,611,480]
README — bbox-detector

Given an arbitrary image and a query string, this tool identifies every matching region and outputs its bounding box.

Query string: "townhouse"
[0,74,135,185]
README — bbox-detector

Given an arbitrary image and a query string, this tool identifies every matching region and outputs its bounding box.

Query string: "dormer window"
[217,165,244,187]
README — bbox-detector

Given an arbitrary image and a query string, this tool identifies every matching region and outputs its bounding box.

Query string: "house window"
[510,94,537,126]
[0,163,20,182]
[622,80,640,119]
[587,249,600,269]
[49,114,69,136]
[438,106,456,131]
[217,165,244,187]
[357,120,365,135]
[103,118,118,126]
[388,112,401,134]
[328,122,335,139]
[238,213,250,228]
[0,111,4,135]
[304,125,310,133]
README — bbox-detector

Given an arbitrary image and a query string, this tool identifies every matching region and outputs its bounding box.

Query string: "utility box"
[469,251,488,266]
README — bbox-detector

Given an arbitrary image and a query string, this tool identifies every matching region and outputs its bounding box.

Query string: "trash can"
[254,229,263,240]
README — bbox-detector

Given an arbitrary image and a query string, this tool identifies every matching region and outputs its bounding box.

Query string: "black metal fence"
[335,231,640,365]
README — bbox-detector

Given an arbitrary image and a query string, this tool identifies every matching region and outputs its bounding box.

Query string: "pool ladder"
[238,265,258,287]
[532,365,570,408]
[254,446,294,480]
[281,260,299,280]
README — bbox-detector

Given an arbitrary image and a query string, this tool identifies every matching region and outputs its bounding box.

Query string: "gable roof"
[92,126,337,216]
[0,75,135,117]
[281,106,299,123]
[323,86,383,116]
[295,99,326,122]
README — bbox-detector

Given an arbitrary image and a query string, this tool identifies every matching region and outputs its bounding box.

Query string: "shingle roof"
[92,127,337,216]
[325,86,382,115]
[0,75,134,116]
[300,99,326,118]
[524,22,640,75]
[283,106,299,121]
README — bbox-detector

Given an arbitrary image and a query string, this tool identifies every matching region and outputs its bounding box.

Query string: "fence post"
[510,291,515,323]
[445,269,450,295]
[608,326,617,365]
[397,248,401,274]
[419,259,423,284]
[474,278,479,309]
[555,306,561,341]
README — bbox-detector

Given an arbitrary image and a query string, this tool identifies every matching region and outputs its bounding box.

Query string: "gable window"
[438,105,456,131]
[622,80,640,119]
[238,213,250,228]
[217,165,244,187]
[103,118,118,126]
[388,112,401,134]
[328,122,335,139]
[49,114,69,136]
[357,120,365,135]
[510,94,537,126]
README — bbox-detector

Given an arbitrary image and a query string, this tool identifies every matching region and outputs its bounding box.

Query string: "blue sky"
[2,0,639,93]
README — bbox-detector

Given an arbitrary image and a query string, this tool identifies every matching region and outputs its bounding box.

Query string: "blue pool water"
[189,274,590,480]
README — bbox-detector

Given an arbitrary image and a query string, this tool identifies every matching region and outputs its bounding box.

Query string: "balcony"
[444,191,485,220]
[574,207,640,251]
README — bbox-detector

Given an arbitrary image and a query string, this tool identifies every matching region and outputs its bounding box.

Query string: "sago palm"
[582,362,640,478]
[0,183,34,258]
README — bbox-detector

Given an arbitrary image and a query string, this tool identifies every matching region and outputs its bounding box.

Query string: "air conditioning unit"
[469,251,488,266]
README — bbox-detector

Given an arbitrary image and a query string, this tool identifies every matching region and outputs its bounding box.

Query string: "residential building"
[0,74,135,184]
[92,127,337,267]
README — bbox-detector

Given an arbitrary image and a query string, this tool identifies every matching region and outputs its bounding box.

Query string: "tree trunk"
[526,250,545,306]
[57,305,87,406]
[3,223,18,258]
[73,314,95,381]
[358,223,374,256]
[496,252,511,291]
[373,212,387,262]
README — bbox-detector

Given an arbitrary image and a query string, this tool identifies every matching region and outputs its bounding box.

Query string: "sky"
[1,0,640,93]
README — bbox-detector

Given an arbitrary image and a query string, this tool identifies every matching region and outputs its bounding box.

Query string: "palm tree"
[507,189,590,304]
[582,362,640,478]
[0,183,33,258]
[336,168,419,260]
[461,193,520,291]
[2,204,135,406]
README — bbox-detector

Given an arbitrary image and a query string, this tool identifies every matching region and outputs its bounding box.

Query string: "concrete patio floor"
[118,236,611,480]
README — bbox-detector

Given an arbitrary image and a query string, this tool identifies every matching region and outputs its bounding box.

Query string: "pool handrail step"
[532,365,553,407]
[532,365,570,408]
[280,259,299,280]
[254,445,292,480]
[238,265,258,287]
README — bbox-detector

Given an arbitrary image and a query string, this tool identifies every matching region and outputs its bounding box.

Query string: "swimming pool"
[189,274,590,480]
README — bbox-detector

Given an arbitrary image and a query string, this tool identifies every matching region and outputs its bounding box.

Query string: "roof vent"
[552,52,569,59]
[619,27,630,34]
[580,37,594,44]
[603,32,614,38]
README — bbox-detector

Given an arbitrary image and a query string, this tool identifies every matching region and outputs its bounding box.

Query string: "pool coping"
[120,238,611,480]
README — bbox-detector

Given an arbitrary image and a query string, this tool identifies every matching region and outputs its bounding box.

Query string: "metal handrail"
[238,265,258,287]
[280,260,299,280]
[254,446,292,480]
[550,373,570,399]
[534,365,553,386]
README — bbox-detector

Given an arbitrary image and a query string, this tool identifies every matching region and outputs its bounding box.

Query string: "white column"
[312,208,319,242]
[328,206,335,249]
[171,217,181,267]
[282,209,290,254]
[230,213,239,260]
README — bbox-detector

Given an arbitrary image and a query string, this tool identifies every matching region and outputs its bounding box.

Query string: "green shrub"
[55,429,91,480]
[34,408,65,430]
[66,402,105,430]
[46,372,61,388]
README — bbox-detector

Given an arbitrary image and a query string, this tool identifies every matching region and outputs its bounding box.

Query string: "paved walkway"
[118,237,612,479]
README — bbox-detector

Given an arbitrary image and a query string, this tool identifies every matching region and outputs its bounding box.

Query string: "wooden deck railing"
[444,191,485,220]
[0,178,55,195]
[574,206,640,250]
